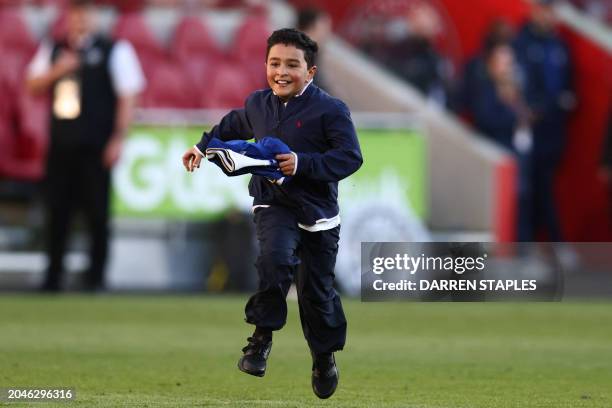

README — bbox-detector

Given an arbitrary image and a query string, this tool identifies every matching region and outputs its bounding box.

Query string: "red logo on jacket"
[296,120,302,128]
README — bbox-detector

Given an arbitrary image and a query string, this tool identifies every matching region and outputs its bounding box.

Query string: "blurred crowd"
[460,2,575,243]
[357,1,452,107]
[353,0,611,242]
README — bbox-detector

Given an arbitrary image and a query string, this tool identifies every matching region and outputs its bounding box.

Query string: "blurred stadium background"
[1,1,612,407]
[0,0,610,293]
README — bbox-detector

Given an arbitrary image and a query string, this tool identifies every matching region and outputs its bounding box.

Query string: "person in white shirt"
[26,0,146,292]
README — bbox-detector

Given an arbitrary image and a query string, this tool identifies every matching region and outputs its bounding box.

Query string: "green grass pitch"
[0,295,611,407]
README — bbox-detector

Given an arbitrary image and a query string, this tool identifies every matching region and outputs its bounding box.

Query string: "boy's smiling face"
[266,43,316,102]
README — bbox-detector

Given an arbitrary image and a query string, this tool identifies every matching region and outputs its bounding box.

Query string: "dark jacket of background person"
[457,55,484,118]
[472,71,519,151]
[457,20,515,118]
[385,35,448,104]
[357,2,450,106]
[512,13,574,241]
[49,36,117,151]
[471,41,531,153]
[514,21,574,160]
[470,42,535,241]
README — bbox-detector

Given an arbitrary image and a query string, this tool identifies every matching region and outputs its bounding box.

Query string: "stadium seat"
[0,55,20,139]
[0,122,17,178]
[0,25,47,181]
[0,77,11,124]
[103,0,145,13]
[112,12,166,79]
[172,16,221,64]
[16,87,49,163]
[230,14,270,86]
[182,57,219,108]
[199,62,254,109]
[0,53,27,92]
[113,12,164,56]
[0,67,16,178]
[0,104,43,180]
[140,61,199,108]
[231,14,270,61]
[0,7,37,56]
[215,0,266,11]
[173,15,227,109]
[50,9,68,41]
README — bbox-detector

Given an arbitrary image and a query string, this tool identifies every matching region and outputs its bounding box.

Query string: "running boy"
[182,28,362,399]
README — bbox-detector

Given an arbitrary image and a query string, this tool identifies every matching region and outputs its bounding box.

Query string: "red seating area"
[0,7,48,180]
[0,4,271,180]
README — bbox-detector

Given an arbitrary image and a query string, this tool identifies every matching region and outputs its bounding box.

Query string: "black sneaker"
[311,352,339,399]
[237,336,272,377]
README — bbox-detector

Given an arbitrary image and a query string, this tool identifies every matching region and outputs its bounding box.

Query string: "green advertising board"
[112,126,427,220]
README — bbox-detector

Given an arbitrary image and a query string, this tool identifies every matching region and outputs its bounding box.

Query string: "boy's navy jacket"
[205,137,292,184]
[196,84,363,226]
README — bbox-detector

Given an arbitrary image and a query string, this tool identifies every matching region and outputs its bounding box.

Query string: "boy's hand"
[276,153,296,176]
[182,147,204,172]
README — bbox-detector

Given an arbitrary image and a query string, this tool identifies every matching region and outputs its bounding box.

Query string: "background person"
[513,0,575,241]
[471,39,534,241]
[296,7,333,93]
[26,0,146,292]
[386,2,451,106]
[457,19,515,117]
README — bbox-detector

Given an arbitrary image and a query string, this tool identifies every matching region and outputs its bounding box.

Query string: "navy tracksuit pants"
[244,205,346,354]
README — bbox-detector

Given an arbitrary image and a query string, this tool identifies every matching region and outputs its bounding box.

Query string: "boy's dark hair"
[297,7,325,32]
[266,28,318,68]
